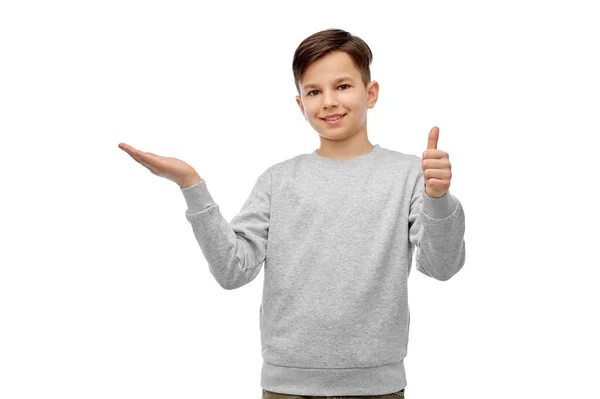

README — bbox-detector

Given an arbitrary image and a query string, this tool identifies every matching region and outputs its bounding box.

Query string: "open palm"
[118,143,201,188]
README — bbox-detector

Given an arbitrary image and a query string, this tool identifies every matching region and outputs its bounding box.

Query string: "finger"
[129,152,157,172]
[424,168,452,180]
[136,150,161,162]
[119,143,139,153]
[425,178,450,193]
[422,149,447,160]
[119,143,143,158]
[123,145,154,163]
[422,158,450,170]
[427,126,439,150]
[119,143,152,158]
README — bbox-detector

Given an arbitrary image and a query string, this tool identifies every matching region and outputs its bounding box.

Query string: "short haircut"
[292,28,373,94]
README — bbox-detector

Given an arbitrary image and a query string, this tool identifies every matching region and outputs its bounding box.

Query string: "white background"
[1,0,598,398]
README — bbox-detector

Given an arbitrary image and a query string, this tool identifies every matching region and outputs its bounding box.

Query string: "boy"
[119,28,466,398]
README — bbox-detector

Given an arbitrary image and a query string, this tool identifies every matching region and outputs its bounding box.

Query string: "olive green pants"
[262,388,405,399]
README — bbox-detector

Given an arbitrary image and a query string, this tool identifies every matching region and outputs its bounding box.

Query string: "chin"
[319,132,353,141]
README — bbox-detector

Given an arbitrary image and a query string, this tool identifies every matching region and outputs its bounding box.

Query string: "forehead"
[300,51,361,87]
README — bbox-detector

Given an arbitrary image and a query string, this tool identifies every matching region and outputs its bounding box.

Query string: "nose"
[322,89,338,108]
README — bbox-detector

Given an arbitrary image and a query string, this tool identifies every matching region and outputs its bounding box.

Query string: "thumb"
[427,126,439,150]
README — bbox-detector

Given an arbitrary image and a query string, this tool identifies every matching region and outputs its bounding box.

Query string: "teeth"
[324,115,343,121]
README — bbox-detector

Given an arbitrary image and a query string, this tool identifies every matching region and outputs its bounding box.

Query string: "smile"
[320,113,346,124]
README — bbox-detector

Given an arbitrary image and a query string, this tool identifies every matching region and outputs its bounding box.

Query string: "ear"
[296,95,307,119]
[366,80,379,109]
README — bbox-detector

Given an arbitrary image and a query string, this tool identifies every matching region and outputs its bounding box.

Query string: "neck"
[317,136,374,161]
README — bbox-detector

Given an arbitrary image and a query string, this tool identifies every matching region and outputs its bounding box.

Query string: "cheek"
[343,94,364,109]
[304,102,320,117]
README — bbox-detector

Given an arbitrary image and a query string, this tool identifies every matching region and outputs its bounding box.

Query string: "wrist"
[179,174,202,189]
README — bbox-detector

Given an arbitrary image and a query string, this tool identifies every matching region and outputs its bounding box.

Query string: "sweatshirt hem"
[260,359,406,396]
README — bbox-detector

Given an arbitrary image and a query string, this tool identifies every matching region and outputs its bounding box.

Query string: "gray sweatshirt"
[180,144,466,396]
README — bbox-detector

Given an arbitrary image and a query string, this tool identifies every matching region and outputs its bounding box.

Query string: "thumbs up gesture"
[422,126,452,198]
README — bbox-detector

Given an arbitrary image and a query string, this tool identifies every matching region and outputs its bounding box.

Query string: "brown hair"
[292,28,373,94]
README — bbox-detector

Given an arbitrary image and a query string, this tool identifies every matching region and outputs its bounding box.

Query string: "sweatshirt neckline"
[308,144,382,167]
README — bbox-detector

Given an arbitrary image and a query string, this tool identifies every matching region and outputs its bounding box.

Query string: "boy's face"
[296,50,378,141]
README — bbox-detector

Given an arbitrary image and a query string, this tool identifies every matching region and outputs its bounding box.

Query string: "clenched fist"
[118,143,202,188]
[422,126,452,198]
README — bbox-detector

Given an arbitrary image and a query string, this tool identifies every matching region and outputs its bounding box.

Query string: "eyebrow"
[302,76,354,90]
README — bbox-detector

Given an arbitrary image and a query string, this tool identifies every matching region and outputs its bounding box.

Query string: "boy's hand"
[422,126,452,198]
[118,143,202,188]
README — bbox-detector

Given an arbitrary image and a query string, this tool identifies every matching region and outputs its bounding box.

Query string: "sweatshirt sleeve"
[408,168,466,281]
[180,170,271,290]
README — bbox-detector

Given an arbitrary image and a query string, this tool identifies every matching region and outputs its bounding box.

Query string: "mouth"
[320,113,347,124]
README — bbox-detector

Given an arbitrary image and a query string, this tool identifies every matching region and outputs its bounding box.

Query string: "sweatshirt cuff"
[421,187,458,219]
[180,179,216,213]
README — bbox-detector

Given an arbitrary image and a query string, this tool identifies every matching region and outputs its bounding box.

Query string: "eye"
[339,84,350,90]
[307,90,319,96]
